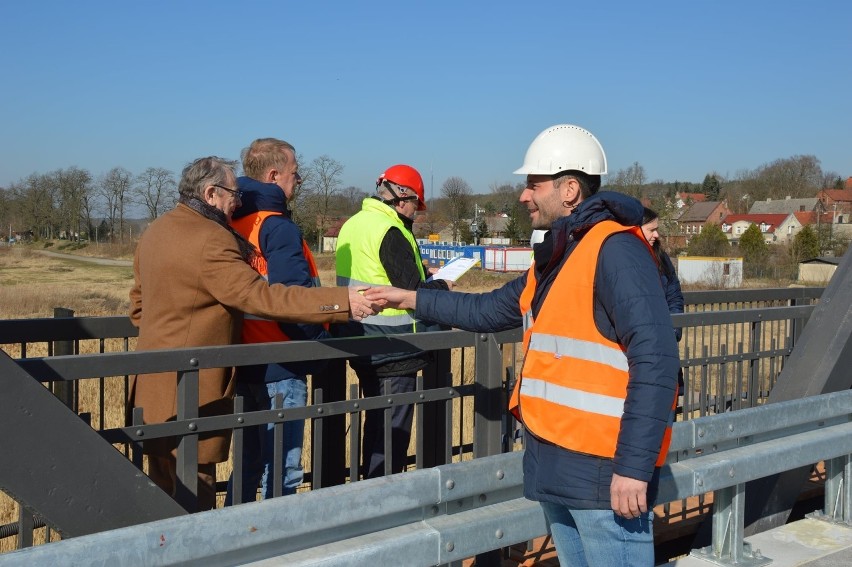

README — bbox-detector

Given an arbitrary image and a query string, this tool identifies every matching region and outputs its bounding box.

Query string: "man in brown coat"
[129,156,379,510]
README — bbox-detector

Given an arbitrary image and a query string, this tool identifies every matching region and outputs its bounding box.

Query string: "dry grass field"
[0,242,518,551]
[0,246,134,320]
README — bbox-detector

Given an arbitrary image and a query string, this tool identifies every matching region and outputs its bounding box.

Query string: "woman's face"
[642,218,659,246]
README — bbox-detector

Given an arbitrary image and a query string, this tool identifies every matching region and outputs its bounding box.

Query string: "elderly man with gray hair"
[129,156,381,511]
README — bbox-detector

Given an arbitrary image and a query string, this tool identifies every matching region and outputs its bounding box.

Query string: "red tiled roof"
[721,213,788,233]
[678,192,707,202]
[821,188,852,203]
[322,217,349,238]
[793,211,833,225]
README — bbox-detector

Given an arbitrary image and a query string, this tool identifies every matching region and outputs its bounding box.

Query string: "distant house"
[11,230,34,243]
[816,188,852,224]
[677,201,732,237]
[413,212,455,242]
[721,214,789,244]
[748,196,819,215]
[798,257,841,283]
[483,214,509,238]
[675,192,707,210]
[678,256,743,288]
[321,218,349,253]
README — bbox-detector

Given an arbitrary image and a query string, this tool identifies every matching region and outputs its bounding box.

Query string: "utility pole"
[471,204,482,246]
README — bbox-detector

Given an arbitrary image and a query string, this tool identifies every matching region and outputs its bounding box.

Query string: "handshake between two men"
[346,285,415,321]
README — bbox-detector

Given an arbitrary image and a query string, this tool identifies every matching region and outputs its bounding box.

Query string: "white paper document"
[427,256,480,282]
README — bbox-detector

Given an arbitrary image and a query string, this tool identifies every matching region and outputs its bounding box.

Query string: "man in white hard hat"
[366,124,679,565]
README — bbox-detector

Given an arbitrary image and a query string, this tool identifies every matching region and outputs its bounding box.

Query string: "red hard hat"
[377,164,426,211]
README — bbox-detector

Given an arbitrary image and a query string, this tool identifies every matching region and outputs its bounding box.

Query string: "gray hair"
[376,181,416,202]
[178,156,238,199]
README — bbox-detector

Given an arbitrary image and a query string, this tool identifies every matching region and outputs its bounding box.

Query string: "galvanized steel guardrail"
[5,388,852,567]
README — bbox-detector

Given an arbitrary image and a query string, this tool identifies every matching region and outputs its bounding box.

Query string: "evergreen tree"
[504,208,521,244]
[458,223,473,245]
[686,223,729,257]
[791,225,820,262]
[701,174,722,200]
[738,224,769,277]
[474,218,490,242]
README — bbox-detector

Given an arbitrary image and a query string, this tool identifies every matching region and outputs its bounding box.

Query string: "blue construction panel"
[418,244,485,269]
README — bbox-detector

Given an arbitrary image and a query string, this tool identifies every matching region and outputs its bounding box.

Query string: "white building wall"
[678,257,743,288]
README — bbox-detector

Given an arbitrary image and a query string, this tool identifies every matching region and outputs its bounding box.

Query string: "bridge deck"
[462,468,829,566]
[465,516,852,566]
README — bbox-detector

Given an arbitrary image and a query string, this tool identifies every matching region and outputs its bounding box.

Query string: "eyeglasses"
[212,184,243,199]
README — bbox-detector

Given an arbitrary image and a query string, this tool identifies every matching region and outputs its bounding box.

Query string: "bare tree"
[729,155,824,205]
[488,182,520,214]
[0,188,14,241]
[301,155,344,247]
[55,167,92,240]
[12,173,58,239]
[440,176,472,242]
[98,167,132,243]
[340,185,367,214]
[288,152,311,206]
[758,155,823,198]
[133,167,176,220]
[609,161,646,197]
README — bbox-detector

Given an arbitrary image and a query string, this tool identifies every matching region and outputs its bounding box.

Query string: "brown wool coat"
[128,204,350,463]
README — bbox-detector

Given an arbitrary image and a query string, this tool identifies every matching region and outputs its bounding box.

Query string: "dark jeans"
[224,378,307,505]
[357,370,416,479]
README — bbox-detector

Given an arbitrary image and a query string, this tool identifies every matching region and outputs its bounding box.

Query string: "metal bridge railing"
[0,287,824,557]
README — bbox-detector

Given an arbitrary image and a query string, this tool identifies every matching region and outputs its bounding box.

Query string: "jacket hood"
[232,176,289,220]
[557,191,644,238]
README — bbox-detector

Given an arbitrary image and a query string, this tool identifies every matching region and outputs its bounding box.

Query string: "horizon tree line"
[1,153,845,249]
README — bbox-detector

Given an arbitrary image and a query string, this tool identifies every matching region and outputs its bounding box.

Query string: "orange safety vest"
[230,211,325,344]
[510,220,675,467]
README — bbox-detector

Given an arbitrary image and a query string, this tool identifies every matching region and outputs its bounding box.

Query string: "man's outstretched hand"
[364,286,417,311]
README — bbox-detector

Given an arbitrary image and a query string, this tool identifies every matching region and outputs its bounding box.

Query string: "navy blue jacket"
[416,191,680,509]
[231,177,330,383]
[659,250,684,342]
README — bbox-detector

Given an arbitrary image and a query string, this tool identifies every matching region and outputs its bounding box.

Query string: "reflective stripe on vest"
[520,377,626,418]
[511,220,675,466]
[230,210,324,344]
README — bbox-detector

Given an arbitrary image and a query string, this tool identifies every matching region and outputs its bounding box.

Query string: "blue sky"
[1,1,850,201]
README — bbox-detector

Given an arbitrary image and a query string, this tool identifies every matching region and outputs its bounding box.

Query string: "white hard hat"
[513,124,607,176]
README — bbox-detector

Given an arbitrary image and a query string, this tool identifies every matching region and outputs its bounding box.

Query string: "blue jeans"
[540,502,655,566]
[225,378,307,504]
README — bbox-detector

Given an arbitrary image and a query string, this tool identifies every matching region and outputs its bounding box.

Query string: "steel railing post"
[474,333,503,459]
[51,307,76,411]
[314,358,347,487]
[693,483,770,565]
[175,367,199,512]
[473,333,505,567]
[421,349,451,469]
